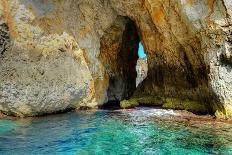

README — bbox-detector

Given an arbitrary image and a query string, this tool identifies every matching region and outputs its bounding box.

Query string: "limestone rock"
[0,0,94,116]
[136,58,148,87]
[0,0,231,119]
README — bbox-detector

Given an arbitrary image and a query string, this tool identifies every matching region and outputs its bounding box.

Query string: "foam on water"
[128,107,179,117]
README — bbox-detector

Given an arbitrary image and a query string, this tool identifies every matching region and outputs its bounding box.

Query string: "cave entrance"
[100,17,148,109]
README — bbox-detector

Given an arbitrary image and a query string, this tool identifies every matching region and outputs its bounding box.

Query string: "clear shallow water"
[0,108,232,155]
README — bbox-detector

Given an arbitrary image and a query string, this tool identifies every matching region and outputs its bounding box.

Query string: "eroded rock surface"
[136,58,148,87]
[0,0,231,119]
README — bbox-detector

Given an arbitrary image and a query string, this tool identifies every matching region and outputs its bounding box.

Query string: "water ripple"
[0,108,231,155]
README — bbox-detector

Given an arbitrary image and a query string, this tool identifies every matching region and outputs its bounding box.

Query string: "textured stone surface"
[136,58,148,87]
[0,0,231,118]
[100,17,139,102]
[0,0,95,116]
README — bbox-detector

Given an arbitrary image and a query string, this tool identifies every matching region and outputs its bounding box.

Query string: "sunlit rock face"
[136,58,148,87]
[0,0,231,118]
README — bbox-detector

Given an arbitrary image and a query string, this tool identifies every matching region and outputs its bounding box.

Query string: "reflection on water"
[0,107,232,155]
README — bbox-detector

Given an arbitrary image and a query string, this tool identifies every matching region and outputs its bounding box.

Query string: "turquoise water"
[0,108,232,155]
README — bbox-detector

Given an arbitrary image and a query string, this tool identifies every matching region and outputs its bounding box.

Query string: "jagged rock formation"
[0,0,231,119]
[136,58,148,87]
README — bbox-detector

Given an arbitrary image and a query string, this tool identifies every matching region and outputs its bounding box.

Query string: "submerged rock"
[0,0,231,118]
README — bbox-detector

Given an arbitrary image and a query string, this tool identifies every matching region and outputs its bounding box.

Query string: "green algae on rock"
[215,104,232,120]
[120,99,139,109]
[162,98,208,114]
[120,96,165,109]
[136,96,166,106]
[120,96,208,115]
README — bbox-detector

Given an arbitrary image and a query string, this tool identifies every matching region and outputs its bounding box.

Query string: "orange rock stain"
[206,0,216,28]
[186,0,194,6]
[152,8,165,25]
[207,0,215,16]
[1,0,18,38]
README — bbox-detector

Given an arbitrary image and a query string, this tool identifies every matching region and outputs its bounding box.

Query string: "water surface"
[0,107,232,155]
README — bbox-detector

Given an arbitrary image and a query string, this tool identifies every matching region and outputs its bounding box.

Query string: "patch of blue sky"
[138,42,147,58]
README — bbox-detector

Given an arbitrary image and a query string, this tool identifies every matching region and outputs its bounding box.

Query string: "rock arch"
[99,17,139,106]
[0,0,231,119]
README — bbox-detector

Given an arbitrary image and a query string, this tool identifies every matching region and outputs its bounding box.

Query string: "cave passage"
[101,19,148,109]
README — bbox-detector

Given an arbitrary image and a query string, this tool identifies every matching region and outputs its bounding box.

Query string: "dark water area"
[0,107,232,155]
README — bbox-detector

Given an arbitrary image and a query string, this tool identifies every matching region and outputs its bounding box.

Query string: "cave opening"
[100,18,148,109]
[136,42,148,87]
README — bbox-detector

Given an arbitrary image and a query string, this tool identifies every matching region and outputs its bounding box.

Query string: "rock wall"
[136,58,148,87]
[0,0,231,119]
